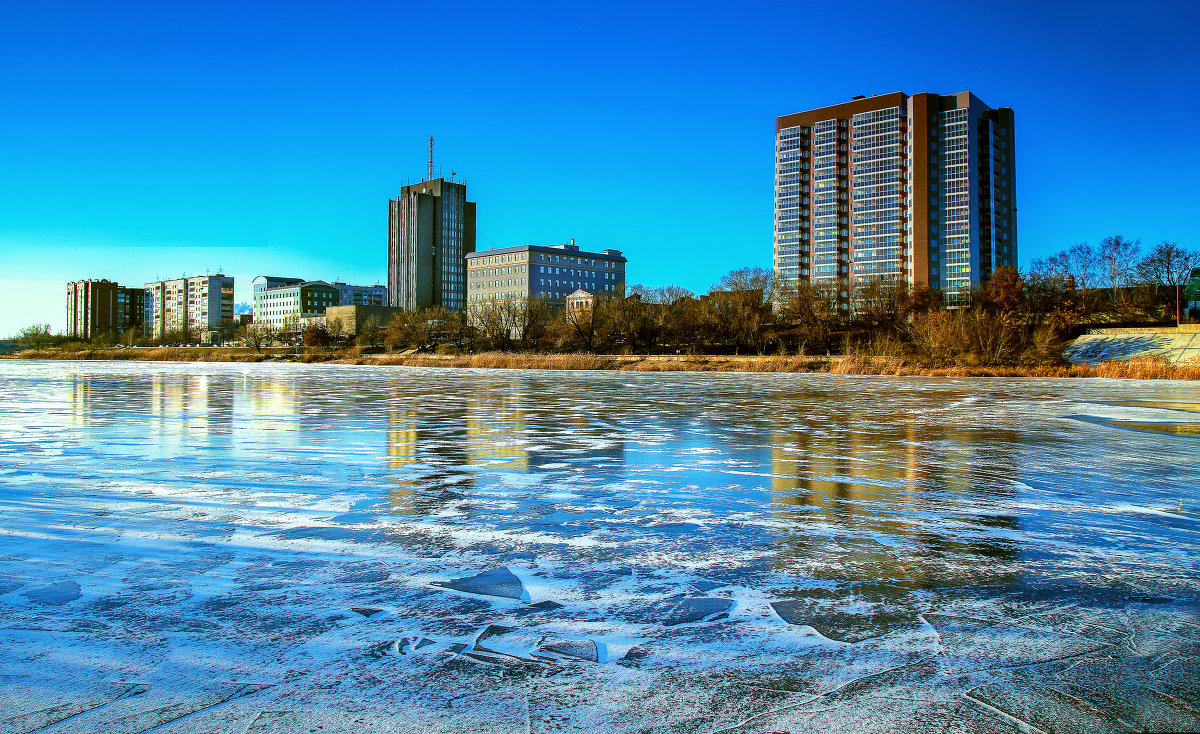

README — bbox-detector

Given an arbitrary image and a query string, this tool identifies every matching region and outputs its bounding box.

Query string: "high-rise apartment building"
[465,242,627,313]
[65,279,144,339]
[144,274,234,341]
[774,91,1016,306]
[388,177,476,311]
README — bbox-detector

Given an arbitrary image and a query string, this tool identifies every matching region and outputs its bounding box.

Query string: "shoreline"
[6,347,1200,380]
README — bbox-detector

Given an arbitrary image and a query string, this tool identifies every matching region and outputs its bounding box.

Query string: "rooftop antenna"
[427,135,434,181]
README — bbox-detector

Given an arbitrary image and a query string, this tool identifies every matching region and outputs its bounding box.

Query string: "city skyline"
[2,0,1197,336]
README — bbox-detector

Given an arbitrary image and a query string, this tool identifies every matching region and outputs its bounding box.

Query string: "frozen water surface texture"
[0,361,1198,733]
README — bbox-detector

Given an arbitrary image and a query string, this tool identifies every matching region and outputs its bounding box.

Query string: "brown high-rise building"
[774,91,1016,306]
[388,177,476,311]
[65,279,144,339]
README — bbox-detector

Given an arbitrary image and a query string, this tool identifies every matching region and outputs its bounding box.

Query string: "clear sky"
[2,0,1197,336]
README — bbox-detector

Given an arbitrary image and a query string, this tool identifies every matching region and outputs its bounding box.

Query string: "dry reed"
[10,348,1199,380]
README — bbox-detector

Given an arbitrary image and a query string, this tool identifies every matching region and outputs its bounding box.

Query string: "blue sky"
[2,0,1197,336]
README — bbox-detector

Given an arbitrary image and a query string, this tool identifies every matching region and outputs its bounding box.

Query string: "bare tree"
[1098,235,1141,301]
[1137,241,1199,323]
[1066,241,1098,291]
[280,314,302,344]
[657,286,702,352]
[706,267,774,354]
[777,281,841,354]
[303,321,332,348]
[357,316,384,348]
[444,309,477,353]
[237,321,277,353]
[562,294,611,352]
[472,300,513,350]
[852,277,907,331]
[16,323,54,349]
[502,296,552,350]
[326,316,348,345]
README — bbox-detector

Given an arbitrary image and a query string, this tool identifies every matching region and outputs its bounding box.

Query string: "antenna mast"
[427,136,434,181]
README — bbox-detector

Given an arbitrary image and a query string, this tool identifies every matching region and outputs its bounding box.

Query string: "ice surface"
[432,567,531,601]
[0,361,1198,732]
[20,579,82,606]
[539,638,603,662]
[636,595,735,626]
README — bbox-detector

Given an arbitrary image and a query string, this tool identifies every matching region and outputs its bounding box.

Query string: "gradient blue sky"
[2,0,1197,336]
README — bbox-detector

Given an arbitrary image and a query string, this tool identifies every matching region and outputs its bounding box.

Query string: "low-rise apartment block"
[466,241,626,313]
[66,279,144,339]
[331,282,387,306]
[251,276,341,331]
[144,274,234,342]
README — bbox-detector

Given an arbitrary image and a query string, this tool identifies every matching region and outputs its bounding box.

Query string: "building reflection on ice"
[384,379,625,513]
[69,372,235,458]
[766,393,1022,639]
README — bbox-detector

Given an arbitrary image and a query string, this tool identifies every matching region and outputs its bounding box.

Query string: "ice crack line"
[962,691,1049,734]
[708,656,933,734]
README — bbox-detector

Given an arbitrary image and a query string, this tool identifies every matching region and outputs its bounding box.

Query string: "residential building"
[252,276,303,324]
[144,274,234,341]
[774,91,1016,307]
[65,279,144,339]
[388,177,476,311]
[251,276,341,331]
[331,282,387,306]
[466,241,627,313]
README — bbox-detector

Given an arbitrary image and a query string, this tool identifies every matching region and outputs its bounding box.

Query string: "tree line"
[13,235,1196,367]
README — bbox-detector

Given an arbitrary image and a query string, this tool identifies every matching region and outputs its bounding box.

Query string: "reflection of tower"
[466,385,530,471]
[147,372,235,457]
[768,396,1021,594]
[68,377,96,428]
[386,409,420,505]
[464,380,627,473]
[384,405,474,514]
[235,374,302,450]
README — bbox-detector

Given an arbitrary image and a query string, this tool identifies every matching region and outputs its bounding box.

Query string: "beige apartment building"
[466,241,626,314]
[144,274,235,342]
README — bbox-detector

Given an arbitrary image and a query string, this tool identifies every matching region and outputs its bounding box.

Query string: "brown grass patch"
[11,348,1199,380]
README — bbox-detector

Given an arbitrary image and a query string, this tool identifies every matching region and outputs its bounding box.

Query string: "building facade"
[330,282,387,306]
[252,276,303,325]
[388,178,476,311]
[465,242,627,313]
[144,275,235,341]
[774,91,1016,306]
[321,305,404,337]
[65,279,144,339]
[251,276,341,331]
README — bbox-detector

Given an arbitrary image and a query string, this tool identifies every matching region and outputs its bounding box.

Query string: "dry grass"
[330,352,835,373]
[15,347,272,362]
[10,348,1199,380]
[829,354,1200,380]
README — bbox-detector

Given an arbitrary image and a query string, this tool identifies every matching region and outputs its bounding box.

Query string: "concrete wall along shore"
[1065,326,1200,365]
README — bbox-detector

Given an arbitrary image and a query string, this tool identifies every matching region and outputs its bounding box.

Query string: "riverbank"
[8,346,1200,379]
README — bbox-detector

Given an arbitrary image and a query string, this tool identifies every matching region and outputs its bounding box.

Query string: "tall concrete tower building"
[774,91,1016,306]
[387,177,476,310]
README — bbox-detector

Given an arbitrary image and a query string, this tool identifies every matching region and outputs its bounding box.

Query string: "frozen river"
[0,360,1198,733]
